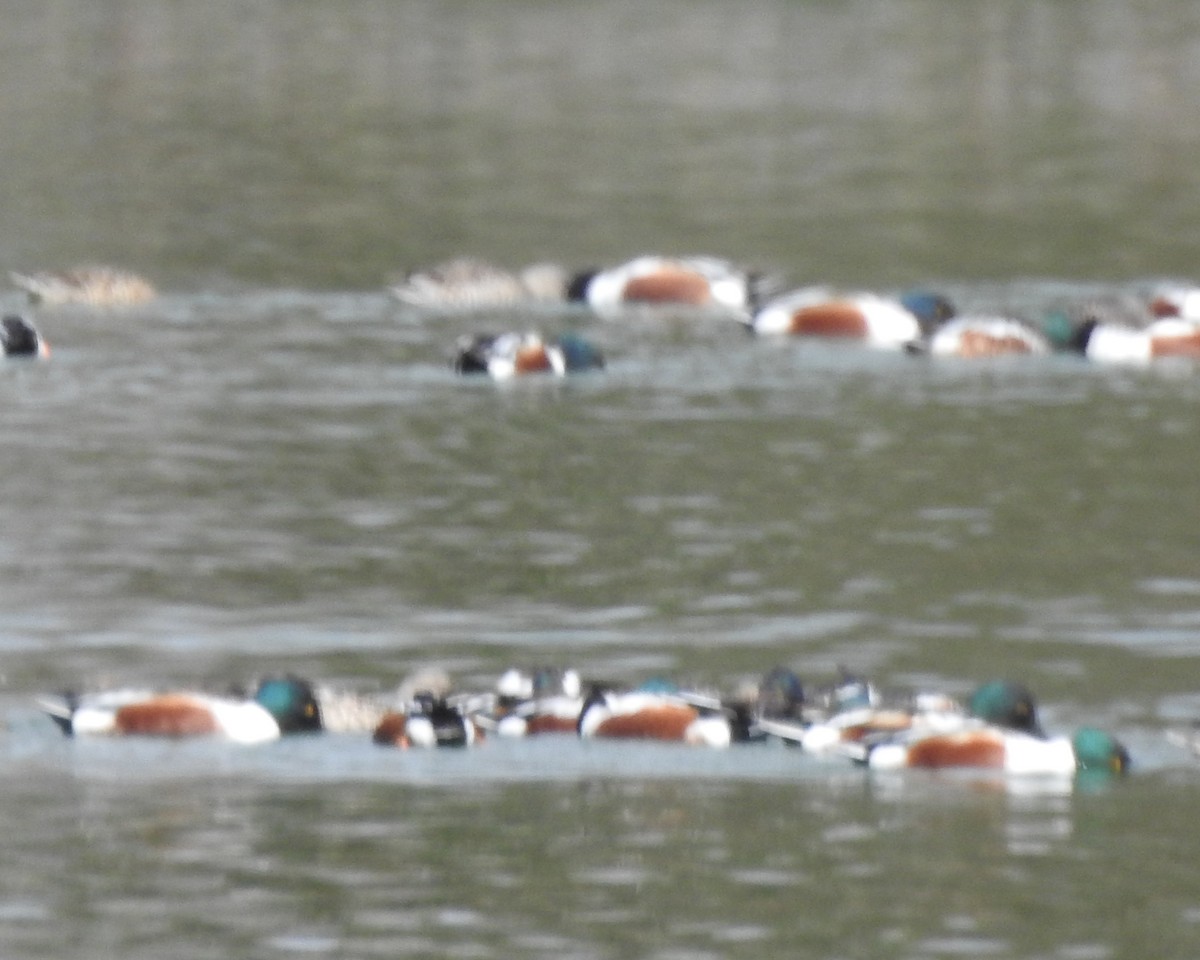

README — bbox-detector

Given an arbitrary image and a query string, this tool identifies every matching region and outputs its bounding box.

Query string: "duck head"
[254,677,323,733]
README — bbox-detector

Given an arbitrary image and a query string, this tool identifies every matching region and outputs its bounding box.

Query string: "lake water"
[2,1,1200,958]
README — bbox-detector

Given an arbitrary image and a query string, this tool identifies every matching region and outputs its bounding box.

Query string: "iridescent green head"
[968,680,1044,736]
[1072,727,1130,775]
[254,677,323,734]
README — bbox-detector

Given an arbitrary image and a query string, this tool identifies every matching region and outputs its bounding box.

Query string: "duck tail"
[36,693,78,736]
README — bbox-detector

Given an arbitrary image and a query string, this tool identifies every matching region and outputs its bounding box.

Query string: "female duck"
[11,267,156,306]
[391,258,568,311]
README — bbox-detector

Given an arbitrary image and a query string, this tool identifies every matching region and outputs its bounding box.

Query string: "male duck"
[453,331,605,379]
[863,725,1129,775]
[0,315,50,358]
[1043,297,1200,365]
[390,258,568,311]
[487,667,584,737]
[747,287,954,348]
[1148,284,1200,320]
[568,255,774,319]
[915,315,1050,358]
[854,678,1129,775]
[372,692,480,748]
[577,681,754,747]
[39,677,323,744]
[11,266,156,306]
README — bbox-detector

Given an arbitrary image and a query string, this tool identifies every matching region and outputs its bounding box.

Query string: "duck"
[568,256,775,319]
[914,315,1050,358]
[1148,285,1200,320]
[372,692,480,748]
[452,331,604,379]
[390,258,568,311]
[486,667,584,737]
[1065,315,1200,365]
[966,679,1045,735]
[38,676,323,744]
[576,682,753,747]
[765,678,963,756]
[746,287,955,348]
[0,315,50,358]
[1042,295,1200,365]
[11,266,156,306]
[862,725,1129,776]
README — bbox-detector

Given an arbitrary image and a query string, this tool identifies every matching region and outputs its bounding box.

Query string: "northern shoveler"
[38,676,323,743]
[747,288,954,348]
[864,725,1129,775]
[916,316,1050,358]
[0,315,49,358]
[967,680,1045,735]
[1068,316,1200,365]
[11,267,156,306]
[1041,296,1200,364]
[577,683,752,747]
[486,667,584,737]
[372,692,480,748]
[1148,285,1200,320]
[390,258,568,311]
[568,256,775,319]
[453,331,604,379]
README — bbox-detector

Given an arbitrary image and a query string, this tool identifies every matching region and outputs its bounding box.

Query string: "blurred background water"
[2,1,1200,958]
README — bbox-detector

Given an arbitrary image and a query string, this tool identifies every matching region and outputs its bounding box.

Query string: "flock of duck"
[1,258,1162,782]
[4,258,1200,378]
[35,665,1130,781]
[387,254,1200,378]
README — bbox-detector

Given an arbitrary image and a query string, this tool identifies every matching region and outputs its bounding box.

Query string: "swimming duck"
[747,288,954,348]
[915,315,1050,358]
[11,267,156,306]
[390,258,568,311]
[1065,315,1200,365]
[1042,295,1200,365]
[1148,285,1200,320]
[863,725,1129,775]
[453,331,604,379]
[0,315,50,358]
[965,679,1045,734]
[486,667,584,737]
[568,256,774,319]
[577,683,752,747]
[38,677,323,744]
[372,692,480,748]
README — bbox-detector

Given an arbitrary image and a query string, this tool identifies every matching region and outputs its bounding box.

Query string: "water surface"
[2,2,1200,958]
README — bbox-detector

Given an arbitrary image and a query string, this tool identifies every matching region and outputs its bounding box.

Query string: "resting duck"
[372,693,481,748]
[863,725,1129,775]
[453,331,604,379]
[11,267,156,306]
[1148,285,1200,320]
[1043,295,1200,365]
[0,315,50,358]
[568,256,774,319]
[915,316,1050,358]
[38,677,323,743]
[487,667,584,737]
[577,682,753,747]
[390,258,568,311]
[746,287,954,348]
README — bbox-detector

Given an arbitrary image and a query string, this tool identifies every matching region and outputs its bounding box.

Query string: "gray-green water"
[2,2,1200,958]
